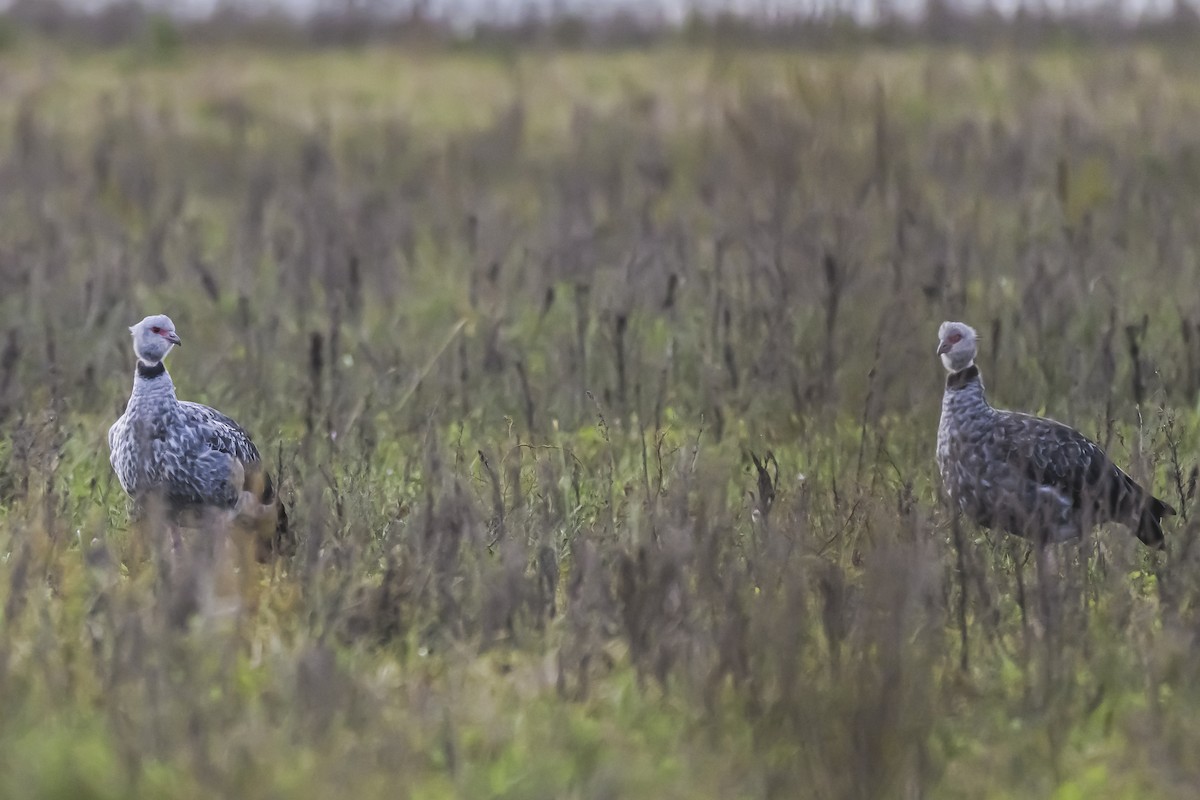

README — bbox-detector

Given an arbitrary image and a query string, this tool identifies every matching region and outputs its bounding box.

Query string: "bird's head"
[129,314,181,365]
[937,321,977,373]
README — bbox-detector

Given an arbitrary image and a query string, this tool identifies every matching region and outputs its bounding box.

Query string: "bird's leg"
[162,522,183,589]
[1032,534,1064,701]
[950,511,971,673]
[196,508,241,626]
[213,503,265,620]
[1009,540,1031,670]
[1033,538,1050,634]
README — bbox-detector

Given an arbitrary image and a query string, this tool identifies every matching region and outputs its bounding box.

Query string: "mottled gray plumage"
[935,321,1173,548]
[109,315,258,509]
[108,315,288,557]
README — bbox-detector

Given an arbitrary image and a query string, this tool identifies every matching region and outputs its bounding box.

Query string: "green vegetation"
[3,42,1200,798]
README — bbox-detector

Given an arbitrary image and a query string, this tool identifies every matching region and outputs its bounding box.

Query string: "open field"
[4,41,1200,798]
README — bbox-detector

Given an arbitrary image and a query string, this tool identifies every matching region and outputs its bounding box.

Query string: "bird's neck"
[130,360,177,405]
[942,363,991,418]
[136,360,166,380]
[945,363,980,391]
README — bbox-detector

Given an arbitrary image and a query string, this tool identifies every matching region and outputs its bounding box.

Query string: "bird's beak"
[936,340,952,356]
[166,331,182,346]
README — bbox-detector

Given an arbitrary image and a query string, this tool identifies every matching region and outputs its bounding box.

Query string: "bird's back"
[178,400,262,465]
[991,409,1170,545]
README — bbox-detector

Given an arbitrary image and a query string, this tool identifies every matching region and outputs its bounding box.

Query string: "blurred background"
[5,0,1200,44]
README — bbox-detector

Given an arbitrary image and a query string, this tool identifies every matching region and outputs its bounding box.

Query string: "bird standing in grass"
[108,314,289,561]
[935,320,1173,548]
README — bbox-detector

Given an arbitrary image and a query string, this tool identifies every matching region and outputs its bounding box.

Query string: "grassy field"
[4,40,1200,798]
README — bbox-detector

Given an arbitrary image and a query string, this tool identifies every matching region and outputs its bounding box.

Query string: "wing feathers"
[996,410,1164,530]
[178,400,262,465]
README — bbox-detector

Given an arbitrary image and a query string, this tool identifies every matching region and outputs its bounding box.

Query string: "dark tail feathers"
[1135,496,1176,549]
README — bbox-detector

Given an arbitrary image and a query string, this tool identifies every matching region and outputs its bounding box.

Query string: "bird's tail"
[1135,495,1176,549]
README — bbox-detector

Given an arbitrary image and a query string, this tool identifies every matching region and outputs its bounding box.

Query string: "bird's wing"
[992,411,1142,518]
[178,400,262,466]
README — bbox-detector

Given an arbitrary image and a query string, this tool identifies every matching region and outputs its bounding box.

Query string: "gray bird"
[108,314,288,558]
[935,320,1173,548]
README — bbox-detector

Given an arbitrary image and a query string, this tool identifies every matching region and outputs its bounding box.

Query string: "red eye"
[947,333,962,344]
[150,326,161,333]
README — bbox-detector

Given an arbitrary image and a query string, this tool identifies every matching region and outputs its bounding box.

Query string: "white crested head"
[937,321,977,373]
[129,314,181,364]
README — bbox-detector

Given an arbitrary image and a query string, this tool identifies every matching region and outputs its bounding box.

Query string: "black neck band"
[136,361,166,379]
[946,364,979,390]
